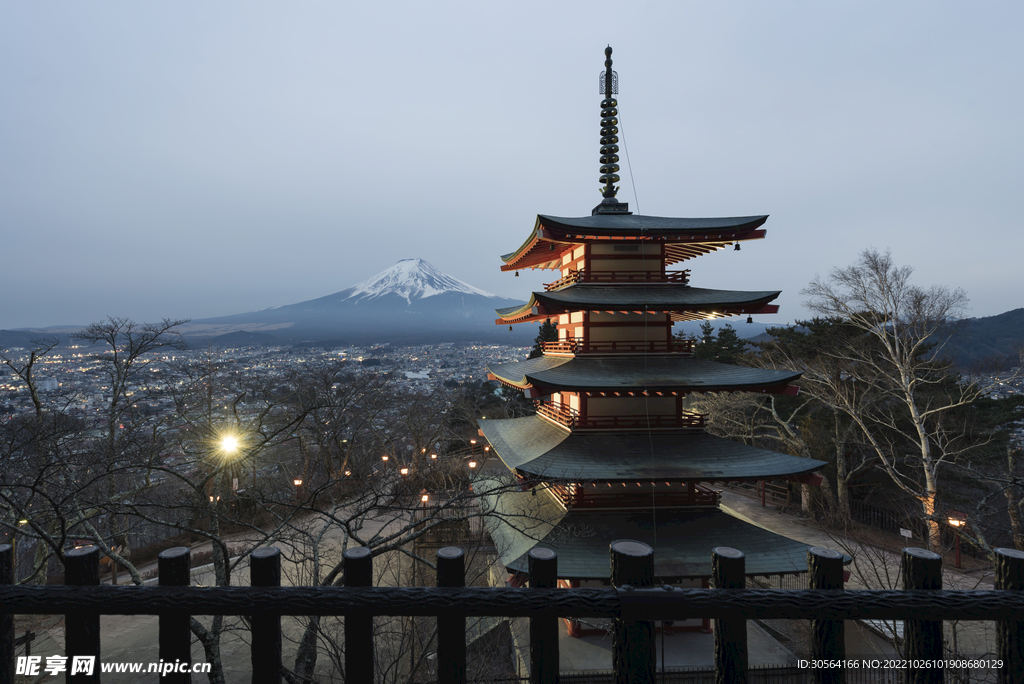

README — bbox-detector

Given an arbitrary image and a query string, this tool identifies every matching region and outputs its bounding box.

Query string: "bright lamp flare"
[221,436,239,454]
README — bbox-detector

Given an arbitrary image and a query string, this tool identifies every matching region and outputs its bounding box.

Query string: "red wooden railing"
[541,338,696,355]
[535,403,706,431]
[536,402,578,428]
[544,269,691,291]
[548,483,721,509]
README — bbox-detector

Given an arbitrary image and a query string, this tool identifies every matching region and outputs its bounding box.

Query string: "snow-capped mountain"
[184,259,526,345]
[344,258,497,304]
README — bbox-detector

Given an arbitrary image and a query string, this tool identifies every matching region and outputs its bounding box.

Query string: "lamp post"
[11,518,28,581]
[948,511,966,568]
[293,478,303,501]
[221,434,252,493]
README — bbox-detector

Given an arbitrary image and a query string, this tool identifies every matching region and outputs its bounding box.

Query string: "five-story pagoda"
[478,47,828,634]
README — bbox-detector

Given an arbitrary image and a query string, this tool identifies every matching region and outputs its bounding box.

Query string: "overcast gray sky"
[2,2,1021,330]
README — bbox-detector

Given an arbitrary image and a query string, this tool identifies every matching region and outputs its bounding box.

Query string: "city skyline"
[3,2,1022,329]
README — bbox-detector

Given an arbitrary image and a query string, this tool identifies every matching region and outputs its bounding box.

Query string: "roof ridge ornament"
[594,46,631,216]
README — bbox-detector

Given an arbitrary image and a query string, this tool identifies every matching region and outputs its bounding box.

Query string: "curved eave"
[538,214,769,235]
[500,215,769,271]
[486,356,802,393]
[494,296,542,324]
[532,286,780,315]
[495,287,781,325]
[479,415,828,482]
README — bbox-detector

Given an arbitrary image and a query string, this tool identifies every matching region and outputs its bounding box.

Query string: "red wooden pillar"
[560,579,583,637]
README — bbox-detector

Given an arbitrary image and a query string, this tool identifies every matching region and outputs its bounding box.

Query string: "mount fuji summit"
[184,259,526,345]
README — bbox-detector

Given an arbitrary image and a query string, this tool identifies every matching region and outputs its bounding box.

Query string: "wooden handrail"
[544,269,691,291]
[1,544,1022,684]
[535,403,706,431]
[541,338,696,355]
[2,544,1022,684]
[536,402,578,428]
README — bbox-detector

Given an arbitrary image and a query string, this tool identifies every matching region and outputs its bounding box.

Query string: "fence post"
[158,547,192,684]
[610,539,654,684]
[808,547,845,684]
[344,547,373,683]
[250,547,281,684]
[1,544,13,684]
[994,547,1024,684]
[65,545,100,683]
[528,547,558,684]
[437,547,466,684]
[901,548,942,684]
[712,547,746,684]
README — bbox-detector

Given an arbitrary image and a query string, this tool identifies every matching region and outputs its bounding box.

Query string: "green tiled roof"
[482,486,823,580]
[539,214,769,235]
[488,356,800,392]
[478,416,826,481]
[495,286,780,319]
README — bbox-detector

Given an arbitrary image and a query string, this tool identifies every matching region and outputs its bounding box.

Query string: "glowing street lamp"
[293,478,303,487]
[430,453,437,460]
[220,436,239,455]
[400,467,410,476]
[382,455,389,463]
[468,460,477,469]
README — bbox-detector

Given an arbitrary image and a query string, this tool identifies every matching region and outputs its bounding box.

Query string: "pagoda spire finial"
[594,46,630,215]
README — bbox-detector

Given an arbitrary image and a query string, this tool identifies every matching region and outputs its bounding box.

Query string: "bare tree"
[802,248,1010,552]
[754,319,883,518]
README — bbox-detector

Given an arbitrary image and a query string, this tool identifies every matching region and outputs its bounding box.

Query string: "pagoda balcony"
[536,402,706,431]
[549,482,721,509]
[544,268,691,291]
[542,337,696,356]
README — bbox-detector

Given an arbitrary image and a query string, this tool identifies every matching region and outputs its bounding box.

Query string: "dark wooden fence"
[1,542,1023,684]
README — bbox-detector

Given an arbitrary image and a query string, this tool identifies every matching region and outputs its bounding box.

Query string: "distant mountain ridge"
[179,259,529,345]
[944,308,1024,369]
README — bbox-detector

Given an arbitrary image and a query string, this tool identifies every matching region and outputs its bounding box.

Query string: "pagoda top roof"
[496,285,781,324]
[500,214,768,271]
[478,415,826,481]
[539,213,769,235]
[481,483,843,580]
[487,355,800,393]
